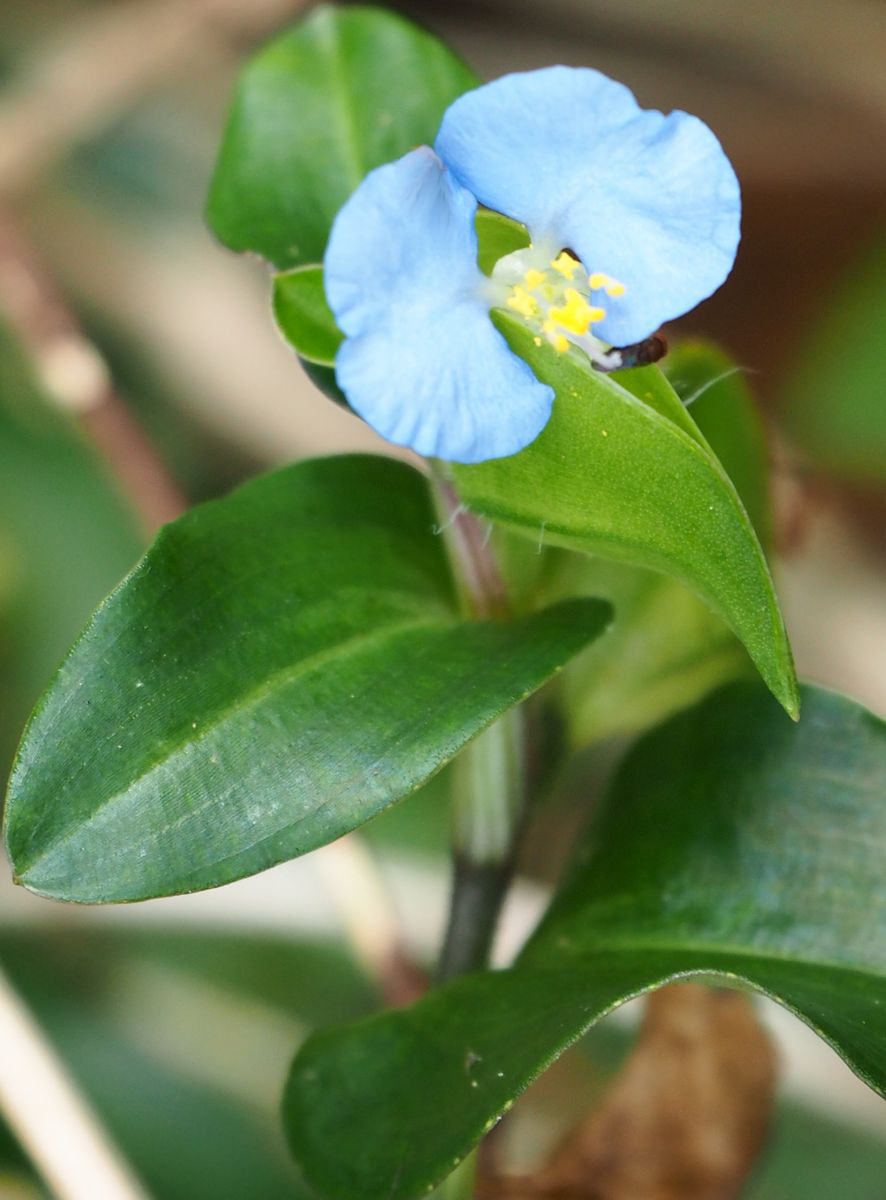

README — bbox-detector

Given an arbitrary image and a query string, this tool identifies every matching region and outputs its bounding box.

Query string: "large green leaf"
[0,320,142,774]
[3,455,609,901]
[285,683,886,1199]
[206,5,478,269]
[547,339,772,746]
[453,314,798,718]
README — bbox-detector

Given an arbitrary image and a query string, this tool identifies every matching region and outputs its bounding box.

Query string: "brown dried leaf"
[482,983,777,1200]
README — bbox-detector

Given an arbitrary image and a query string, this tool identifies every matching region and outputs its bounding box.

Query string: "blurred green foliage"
[0,927,377,1200]
[0,320,142,773]
[783,238,886,486]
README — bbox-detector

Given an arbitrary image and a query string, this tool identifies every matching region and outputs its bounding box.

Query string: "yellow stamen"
[523,268,546,290]
[588,271,626,298]
[506,286,538,318]
[547,288,604,337]
[551,251,578,280]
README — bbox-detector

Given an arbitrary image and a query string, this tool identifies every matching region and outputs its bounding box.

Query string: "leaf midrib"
[14,612,444,878]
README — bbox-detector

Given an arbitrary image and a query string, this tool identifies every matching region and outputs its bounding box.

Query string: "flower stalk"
[438,706,527,981]
[430,464,528,983]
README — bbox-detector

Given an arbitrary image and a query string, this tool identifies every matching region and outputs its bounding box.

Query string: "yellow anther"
[506,286,538,318]
[548,288,603,337]
[523,268,546,290]
[588,271,626,298]
[551,251,579,279]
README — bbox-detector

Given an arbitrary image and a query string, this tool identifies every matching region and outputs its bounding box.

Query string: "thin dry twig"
[316,837,426,1007]
[0,219,187,533]
[0,964,152,1200]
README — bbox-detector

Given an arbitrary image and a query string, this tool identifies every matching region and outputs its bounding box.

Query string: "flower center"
[490,247,625,369]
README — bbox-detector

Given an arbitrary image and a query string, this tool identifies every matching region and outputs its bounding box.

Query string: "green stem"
[429,463,528,985]
[429,464,509,621]
[438,707,526,981]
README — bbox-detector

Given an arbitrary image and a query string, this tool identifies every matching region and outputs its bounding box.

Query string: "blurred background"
[0,1,884,1197]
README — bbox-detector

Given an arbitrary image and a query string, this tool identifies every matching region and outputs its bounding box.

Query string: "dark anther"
[604,330,668,371]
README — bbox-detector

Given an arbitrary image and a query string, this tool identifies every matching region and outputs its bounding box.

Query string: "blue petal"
[325,147,553,463]
[436,67,740,346]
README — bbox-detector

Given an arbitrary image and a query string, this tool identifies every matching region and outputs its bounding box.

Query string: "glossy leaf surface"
[548,340,771,746]
[4,455,609,901]
[207,5,477,268]
[285,683,886,1199]
[453,314,798,717]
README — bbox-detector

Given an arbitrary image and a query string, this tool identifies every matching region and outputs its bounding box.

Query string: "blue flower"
[325,66,740,464]
[325,146,553,463]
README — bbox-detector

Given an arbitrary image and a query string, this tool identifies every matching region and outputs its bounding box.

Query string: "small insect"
[597,331,668,372]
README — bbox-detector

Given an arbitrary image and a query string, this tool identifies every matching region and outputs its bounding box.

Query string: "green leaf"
[454,314,798,718]
[475,209,530,276]
[546,339,773,746]
[300,359,348,408]
[552,556,748,746]
[0,320,142,772]
[285,683,886,1200]
[207,5,478,269]
[273,266,343,366]
[611,358,708,445]
[3,455,609,902]
[665,339,771,545]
